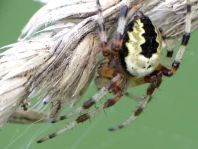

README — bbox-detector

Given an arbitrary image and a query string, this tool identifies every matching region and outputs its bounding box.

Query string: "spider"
[37,0,192,143]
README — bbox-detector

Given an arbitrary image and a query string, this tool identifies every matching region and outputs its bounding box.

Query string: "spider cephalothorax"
[37,0,192,143]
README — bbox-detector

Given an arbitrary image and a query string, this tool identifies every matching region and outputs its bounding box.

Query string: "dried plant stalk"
[0,0,198,126]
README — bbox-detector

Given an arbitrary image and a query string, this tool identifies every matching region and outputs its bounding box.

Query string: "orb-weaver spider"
[37,0,192,143]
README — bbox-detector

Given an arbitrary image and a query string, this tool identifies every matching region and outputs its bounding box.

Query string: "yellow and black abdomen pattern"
[119,15,162,77]
[140,17,159,58]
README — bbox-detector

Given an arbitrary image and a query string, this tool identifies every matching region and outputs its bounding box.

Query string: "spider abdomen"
[119,14,162,77]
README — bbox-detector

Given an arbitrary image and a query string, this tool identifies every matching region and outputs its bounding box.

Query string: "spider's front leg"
[109,71,162,131]
[111,1,129,53]
[96,0,112,58]
[97,0,141,56]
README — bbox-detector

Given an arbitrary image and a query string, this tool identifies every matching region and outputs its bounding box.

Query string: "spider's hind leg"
[162,0,192,76]
[109,71,162,131]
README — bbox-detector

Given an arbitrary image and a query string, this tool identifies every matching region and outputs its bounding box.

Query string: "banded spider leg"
[50,0,133,123]
[162,0,191,76]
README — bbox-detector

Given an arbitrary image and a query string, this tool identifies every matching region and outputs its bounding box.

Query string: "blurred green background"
[0,0,198,149]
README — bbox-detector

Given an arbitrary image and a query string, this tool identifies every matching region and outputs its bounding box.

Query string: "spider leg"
[51,73,122,123]
[37,109,100,143]
[125,92,144,102]
[112,0,142,53]
[109,71,162,131]
[96,0,112,58]
[37,75,124,143]
[159,28,174,60]
[111,1,129,52]
[159,27,176,67]
[162,0,191,76]
[37,87,126,143]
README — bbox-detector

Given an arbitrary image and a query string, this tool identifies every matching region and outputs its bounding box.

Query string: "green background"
[0,0,198,149]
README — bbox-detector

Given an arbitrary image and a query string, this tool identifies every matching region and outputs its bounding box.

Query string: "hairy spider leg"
[111,0,129,53]
[159,28,174,58]
[97,0,139,56]
[96,0,112,58]
[124,92,145,102]
[111,0,142,52]
[50,73,122,123]
[109,71,162,131]
[37,108,101,143]
[158,27,175,67]
[162,0,191,76]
